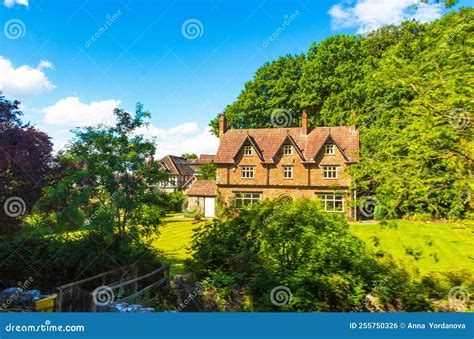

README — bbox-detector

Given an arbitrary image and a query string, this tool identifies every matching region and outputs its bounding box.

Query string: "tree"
[37,103,167,245]
[198,162,216,180]
[181,153,198,159]
[210,54,305,135]
[0,96,54,233]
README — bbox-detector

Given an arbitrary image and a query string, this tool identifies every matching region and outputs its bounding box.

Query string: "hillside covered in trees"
[210,8,473,220]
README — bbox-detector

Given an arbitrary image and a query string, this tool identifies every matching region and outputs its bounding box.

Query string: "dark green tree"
[198,162,217,180]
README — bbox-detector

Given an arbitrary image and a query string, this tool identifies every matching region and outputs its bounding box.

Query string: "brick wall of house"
[216,142,356,219]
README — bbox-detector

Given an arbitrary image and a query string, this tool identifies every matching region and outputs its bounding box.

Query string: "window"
[325,143,335,155]
[316,193,344,212]
[323,166,338,179]
[283,166,293,179]
[283,145,292,155]
[244,146,253,156]
[234,192,261,207]
[241,166,254,178]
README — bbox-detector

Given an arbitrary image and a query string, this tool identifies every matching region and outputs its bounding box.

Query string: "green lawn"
[151,214,205,274]
[152,214,474,277]
[350,220,474,276]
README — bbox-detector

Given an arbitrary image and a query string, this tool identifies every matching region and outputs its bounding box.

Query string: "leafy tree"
[37,104,167,245]
[0,96,54,233]
[210,54,305,135]
[198,162,216,180]
[181,153,198,159]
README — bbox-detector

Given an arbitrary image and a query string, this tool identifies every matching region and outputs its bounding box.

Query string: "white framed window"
[325,143,335,155]
[243,145,253,156]
[316,193,344,212]
[283,166,293,179]
[241,166,255,178]
[283,145,292,155]
[323,166,338,179]
[234,192,261,207]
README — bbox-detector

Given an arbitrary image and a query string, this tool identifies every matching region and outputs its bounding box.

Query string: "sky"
[0,0,467,158]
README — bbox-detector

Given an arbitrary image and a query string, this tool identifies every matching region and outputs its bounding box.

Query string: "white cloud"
[0,56,55,99]
[42,96,121,127]
[37,60,54,70]
[329,0,443,34]
[4,0,28,7]
[136,122,218,159]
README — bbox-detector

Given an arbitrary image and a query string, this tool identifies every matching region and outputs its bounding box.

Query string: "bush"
[0,229,163,292]
[187,199,392,311]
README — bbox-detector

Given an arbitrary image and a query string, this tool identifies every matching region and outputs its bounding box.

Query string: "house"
[185,180,217,218]
[214,109,360,219]
[186,154,215,173]
[158,155,195,192]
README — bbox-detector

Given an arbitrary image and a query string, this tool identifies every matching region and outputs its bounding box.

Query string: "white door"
[204,197,215,218]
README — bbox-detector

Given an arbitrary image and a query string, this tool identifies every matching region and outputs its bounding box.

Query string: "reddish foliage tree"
[0,96,54,233]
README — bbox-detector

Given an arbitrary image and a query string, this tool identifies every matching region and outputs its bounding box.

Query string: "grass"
[152,214,474,277]
[150,214,205,275]
[350,219,474,276]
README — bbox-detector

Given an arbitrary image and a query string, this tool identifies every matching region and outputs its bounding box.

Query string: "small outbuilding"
[185,180,217,218]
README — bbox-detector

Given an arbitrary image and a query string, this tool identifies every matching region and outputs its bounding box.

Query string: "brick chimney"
[219,113,227,139]
[302,108,309,135]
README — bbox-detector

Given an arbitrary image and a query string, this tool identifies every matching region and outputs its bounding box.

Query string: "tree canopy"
[0,96,54,233]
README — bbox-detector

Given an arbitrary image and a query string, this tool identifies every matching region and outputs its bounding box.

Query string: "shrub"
[187,199,392,311]
[0,229,163,292]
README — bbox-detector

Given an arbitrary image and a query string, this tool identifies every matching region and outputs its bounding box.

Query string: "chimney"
[302,108,309,135]
[219,113,227,139]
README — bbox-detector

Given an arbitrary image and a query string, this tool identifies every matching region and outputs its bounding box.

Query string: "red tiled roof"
[186,154,216,165]
[214,126,359,164]
[186,180,217,197]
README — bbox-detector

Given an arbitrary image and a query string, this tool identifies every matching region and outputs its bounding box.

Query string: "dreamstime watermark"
[352,277,389,312]
[448,108,471,131]
[84,10,123,48]
[175,281,205,312]
[4,19,26,39]
[359,196,379,218]
[270,285,292,306]
[448,286,470,308]
[0,277,34,310]
[358,19,381,35]
[92,285,115,306]
[262,10,300,48]
[270,108,293,128]
[5,320,85,333]
[3,196,26,218]
[181,19,204,40]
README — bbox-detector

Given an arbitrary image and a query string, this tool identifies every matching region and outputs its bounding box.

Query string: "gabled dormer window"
[325,143,335,155]
[244,145,253,156]
[283,145,292,155]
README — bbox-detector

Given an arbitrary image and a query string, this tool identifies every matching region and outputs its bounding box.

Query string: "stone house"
[214,109,360,219]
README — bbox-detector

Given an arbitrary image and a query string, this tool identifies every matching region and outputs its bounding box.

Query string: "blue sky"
[0,0,466,157]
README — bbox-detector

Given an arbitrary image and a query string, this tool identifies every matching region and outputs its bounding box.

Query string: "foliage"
[157,191,187,213]
[180,153,198,159]
[0,96,55,234]
[209,9,473,219]
[188,201,474,311]
[0,229,163,291]
[36,104,167,245]
[210,54,306,132]
[198,162,217,180]
[188,199,393,311]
